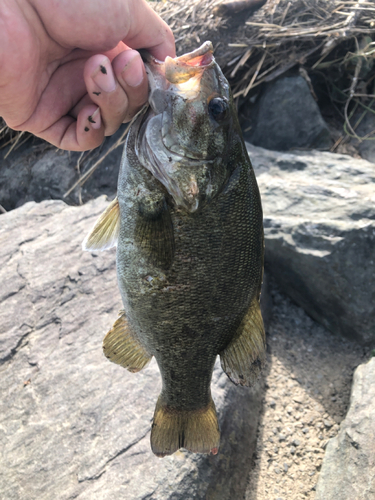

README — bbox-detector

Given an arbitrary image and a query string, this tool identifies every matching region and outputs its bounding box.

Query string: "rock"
[323,419,333,428]
[351,104,375,164]
[0,198,268,500]
[242,75,331,151]
[247,143,375,344]
[0,128,123,212]
[315,357,375,500]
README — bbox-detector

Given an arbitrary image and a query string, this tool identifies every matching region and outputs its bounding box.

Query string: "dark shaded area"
[0,126,124,212]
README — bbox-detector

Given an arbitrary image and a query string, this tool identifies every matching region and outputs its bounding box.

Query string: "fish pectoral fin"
[219,297,266,387]
[82,197,120,251]
[103,311,152,372]
[135,197,175,270]
[151,396,220,458]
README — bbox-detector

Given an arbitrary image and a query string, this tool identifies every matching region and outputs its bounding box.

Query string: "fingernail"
[122,55,144,87]
[88,108,101,130]
[93,59,116,93]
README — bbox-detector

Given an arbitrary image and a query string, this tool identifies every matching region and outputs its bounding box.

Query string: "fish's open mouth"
[164,41,215,85]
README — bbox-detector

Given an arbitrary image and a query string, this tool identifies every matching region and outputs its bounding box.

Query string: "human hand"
[0,0,175,151]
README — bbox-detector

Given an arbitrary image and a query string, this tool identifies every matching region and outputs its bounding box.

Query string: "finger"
[11,57,103,150]
[12,58,87,133]
[32,0,175,60]
[83,51,147,136]
[112,50,149,121]
[124,0,176,61]
[34,104,104,151]
[58,41,128,68]
[68,93,94,120]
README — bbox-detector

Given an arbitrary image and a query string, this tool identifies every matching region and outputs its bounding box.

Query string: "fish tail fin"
[220,297,266,386]
[151,396,220,458]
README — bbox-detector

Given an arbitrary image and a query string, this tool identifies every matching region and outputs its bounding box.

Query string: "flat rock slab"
[0,198,264,500]
[248,143,375,344]
[315,357,375,500]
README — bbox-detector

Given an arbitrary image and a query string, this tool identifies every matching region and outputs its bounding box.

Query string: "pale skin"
[0,0,175,151]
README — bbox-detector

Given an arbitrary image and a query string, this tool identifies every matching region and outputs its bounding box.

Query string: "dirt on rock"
[245,276,370,500]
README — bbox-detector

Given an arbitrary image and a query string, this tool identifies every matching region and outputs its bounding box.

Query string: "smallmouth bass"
[83,41,265,458]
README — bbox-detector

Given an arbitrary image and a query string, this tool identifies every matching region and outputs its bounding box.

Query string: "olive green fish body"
[117,123,263,413]
[83,42,265,457]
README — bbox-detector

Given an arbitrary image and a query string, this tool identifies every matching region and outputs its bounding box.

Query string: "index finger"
[123,0,175,61]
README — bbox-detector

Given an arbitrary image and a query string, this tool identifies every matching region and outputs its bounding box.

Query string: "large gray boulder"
[247,143,375,344]
[315,357,375,500]
[242,75,331,151]
[0,198,266,500]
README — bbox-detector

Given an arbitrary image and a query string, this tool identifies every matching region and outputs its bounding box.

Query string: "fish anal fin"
[151,396,220,458]
[82,197,120,251]
[103,311,152,372]
[220,297,266,387]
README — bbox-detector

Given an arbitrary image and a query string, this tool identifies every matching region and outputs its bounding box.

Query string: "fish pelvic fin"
[151,396,220,458]
[103,311,152,372]
[82,197,120,251]
[220,297,266,387]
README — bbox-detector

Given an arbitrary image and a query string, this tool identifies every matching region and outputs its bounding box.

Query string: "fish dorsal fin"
[219,297,266,387]
[103,311,152,373]
[82,197,120,251]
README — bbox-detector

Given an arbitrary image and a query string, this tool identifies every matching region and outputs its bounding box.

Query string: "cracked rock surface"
[315,357,375,500]
[0,198,265,500]
[248,143,375,345]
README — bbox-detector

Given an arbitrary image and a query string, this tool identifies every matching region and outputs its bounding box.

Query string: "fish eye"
[208,97,229,122]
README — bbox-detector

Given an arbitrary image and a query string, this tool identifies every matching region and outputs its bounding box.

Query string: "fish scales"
[118,127,262,408]
[83,41,265,458]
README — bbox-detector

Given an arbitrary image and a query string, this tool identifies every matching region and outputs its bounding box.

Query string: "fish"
[83,41,265,458]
